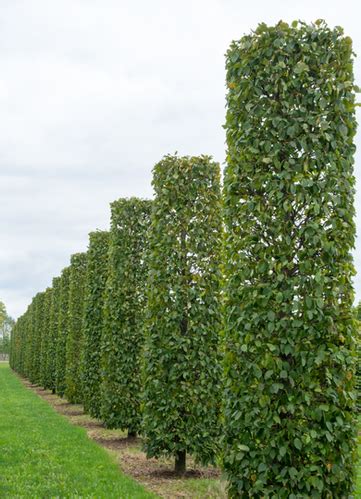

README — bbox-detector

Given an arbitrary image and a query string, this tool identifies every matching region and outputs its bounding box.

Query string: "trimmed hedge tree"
[23,300,35,379]
[101,198,152,434]
[10,312,27,374]
[223,21,358,497]
[29,291,45,385]
[65,252,88,404]
[82,231,109,418]
[143,155,223,474]
[56,266,71,397]
[40,287,53,388]
[46,276,61,392]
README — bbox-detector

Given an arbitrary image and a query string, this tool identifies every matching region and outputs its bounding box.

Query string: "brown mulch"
[91,435,141,450]
[17,375,224,498]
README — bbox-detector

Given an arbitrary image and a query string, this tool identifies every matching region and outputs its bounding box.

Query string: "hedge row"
[9,21,358,495]
[10,158,222,474]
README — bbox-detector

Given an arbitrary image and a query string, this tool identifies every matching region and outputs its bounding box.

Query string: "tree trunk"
[175,450,186,475]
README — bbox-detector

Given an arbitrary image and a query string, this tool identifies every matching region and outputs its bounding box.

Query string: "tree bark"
[175,450,186,475]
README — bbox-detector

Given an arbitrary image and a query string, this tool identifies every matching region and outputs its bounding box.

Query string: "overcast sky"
[1,0,361,318]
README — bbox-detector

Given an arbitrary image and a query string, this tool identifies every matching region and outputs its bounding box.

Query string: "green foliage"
[143,155,223,469]
[10,316,23,371]
[0,301,14,358]
[29,292,46,385]
[82,231,109,418]
[354,301,361,412]
[23,300,36,379]
[0,301,6,325]
[223,20,358,497]
[101,199,152,432]
[0,329,11,356]
[45,277,61,392]
[20,313,31,375]
[56,266,71,397]
[40,287,53,388]
[355,302,361,322]
[65,252,87,404]
[9,320,15,368]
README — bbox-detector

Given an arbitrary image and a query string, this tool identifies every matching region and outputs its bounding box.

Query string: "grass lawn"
[1,361,361,497]
[0,363,155,498]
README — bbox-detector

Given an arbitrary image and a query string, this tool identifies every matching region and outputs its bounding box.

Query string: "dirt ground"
[20,378,226,498]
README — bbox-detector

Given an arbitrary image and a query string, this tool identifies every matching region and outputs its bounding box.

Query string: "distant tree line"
[0,301,14,359]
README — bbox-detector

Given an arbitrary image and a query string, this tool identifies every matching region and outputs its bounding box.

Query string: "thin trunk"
[175,450,186,475]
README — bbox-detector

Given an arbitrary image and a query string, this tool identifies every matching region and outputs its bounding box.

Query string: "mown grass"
[2,362,361,497]
[0,363,155,498]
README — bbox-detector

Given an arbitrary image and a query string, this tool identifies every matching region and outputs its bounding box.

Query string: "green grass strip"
[0,363,155,498]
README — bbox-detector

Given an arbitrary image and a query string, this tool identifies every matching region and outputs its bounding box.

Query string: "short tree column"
[143,154,223,474]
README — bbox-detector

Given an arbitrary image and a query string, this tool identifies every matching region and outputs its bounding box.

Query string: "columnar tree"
[56,266,71,396]
[143,155,223,474]
[21,312,31,375]
[24,299,35,379]
[45,277,61,392]
[82,231,109,418]
[223,21,358,497]
[9,318,15,368]
[29,291,45,385]
[101,198,151,434]
[10,314,23,371]
[65,252,87,404]
[40,287,53,388]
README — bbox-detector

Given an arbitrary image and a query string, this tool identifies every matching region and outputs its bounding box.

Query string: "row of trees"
[10,21,359,496]
[0,301,14,359]
[10,155,222,476]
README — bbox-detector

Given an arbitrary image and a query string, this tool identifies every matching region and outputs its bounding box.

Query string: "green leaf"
[294,438,302,450]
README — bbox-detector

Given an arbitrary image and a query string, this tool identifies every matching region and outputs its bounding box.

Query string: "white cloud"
[1,0,361,317]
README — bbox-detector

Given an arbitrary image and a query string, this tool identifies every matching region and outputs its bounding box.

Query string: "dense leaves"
[29,292,46,385]
[143,155,223,471]
[40,287,53,389]
[0,302,14,358]
[65,253,88,404]
[22,302,34,379]
[101,199,151,433]
[82,231,109,418]
[10,312,28,374]
[56,266,71,397]
[46,277,61,393]
[223,20,358,497]
[354,302,361,412]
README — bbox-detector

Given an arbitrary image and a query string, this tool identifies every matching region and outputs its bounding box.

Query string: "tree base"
[175,450,186,475]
